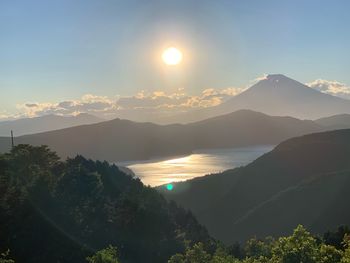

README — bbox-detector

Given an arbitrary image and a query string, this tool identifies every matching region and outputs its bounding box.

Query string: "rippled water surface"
[122,145,274,187]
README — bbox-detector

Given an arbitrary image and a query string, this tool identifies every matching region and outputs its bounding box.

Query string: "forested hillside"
[0,145,213,263]
[1,142,350,263]
[160,129,350,243]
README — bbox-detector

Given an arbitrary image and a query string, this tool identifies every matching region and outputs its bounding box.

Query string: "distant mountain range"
[159,129,350,243]
[315,114,350,129]
[0,110,331,162]
[0,113,103,136]
[164,74,350,123]
[2,75,350,134]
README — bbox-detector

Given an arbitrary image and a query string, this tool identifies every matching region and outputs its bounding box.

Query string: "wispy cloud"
[306,79,350,99]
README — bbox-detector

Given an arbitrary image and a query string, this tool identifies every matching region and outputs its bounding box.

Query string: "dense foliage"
[86,246,120,263]
[86,225,350,262]
[2,144,350,263]
[0,250,14,263]
[0,145,212,263]
[168,225,350,263]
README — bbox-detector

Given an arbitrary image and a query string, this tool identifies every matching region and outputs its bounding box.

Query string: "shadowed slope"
[0,110,322,162]
[159,129,350,243]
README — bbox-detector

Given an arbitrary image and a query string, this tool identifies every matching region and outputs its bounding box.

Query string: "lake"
[122,145,274,187]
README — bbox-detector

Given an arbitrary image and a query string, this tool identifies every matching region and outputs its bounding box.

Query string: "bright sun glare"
[162,47,183,65]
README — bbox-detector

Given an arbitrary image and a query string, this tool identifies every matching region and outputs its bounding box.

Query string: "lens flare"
[166,183,174,191]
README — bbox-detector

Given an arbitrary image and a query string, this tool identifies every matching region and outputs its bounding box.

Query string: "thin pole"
[11,130,14,149]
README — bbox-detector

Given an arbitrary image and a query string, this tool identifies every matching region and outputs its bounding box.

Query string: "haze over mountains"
[0,110,326,162]
[165,74,350,124]
[0,113,103,136]
[315,114,350,129]
[159,129,350,243]
[4,75,350,131]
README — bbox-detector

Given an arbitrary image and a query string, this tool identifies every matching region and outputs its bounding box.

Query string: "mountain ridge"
[0,109,324,162]
[315,114,350,129]
[0,113,104,136]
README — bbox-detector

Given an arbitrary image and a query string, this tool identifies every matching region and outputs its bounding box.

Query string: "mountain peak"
[215,74,350,120]
[265,74,290,82]
[249,74,303,91]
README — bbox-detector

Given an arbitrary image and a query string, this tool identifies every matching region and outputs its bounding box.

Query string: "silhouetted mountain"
[0,110,323,162]
[187,110,321,149]
[0,113,103,136]
[166,74,350,123]
[159,129,350,243]
[315,114,350,129]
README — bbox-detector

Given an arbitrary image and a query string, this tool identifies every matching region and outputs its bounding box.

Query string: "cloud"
[220,87,248,96]
[0,110,12,120]
[117,90,188,110]
[25,103,39,108]
[9,85,246,122]
[306,79,350,99]
[15,94,118,119]
[6,75,349,123]
[250,74,268,85]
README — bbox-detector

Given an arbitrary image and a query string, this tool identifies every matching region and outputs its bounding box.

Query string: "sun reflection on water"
[126,145,274,187]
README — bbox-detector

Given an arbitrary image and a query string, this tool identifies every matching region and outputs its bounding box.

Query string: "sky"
[1,0,350,120]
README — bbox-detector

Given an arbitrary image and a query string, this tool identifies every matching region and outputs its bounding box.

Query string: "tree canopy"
[168,225,349,263]
[1,145,350,263]
[0,145,212,263]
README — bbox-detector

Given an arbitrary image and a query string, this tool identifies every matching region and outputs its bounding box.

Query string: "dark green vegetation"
[2,225,350,262]
[0,110,323,162]
[160,129,350,243]
[168,225,350,263]
[0,145,213,263]
[85,225,350,262]
[86,246,120,263]
[0,250,15,263]
[1,132,350,262]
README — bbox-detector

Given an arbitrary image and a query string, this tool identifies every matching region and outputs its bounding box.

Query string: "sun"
[162,47,183,66]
